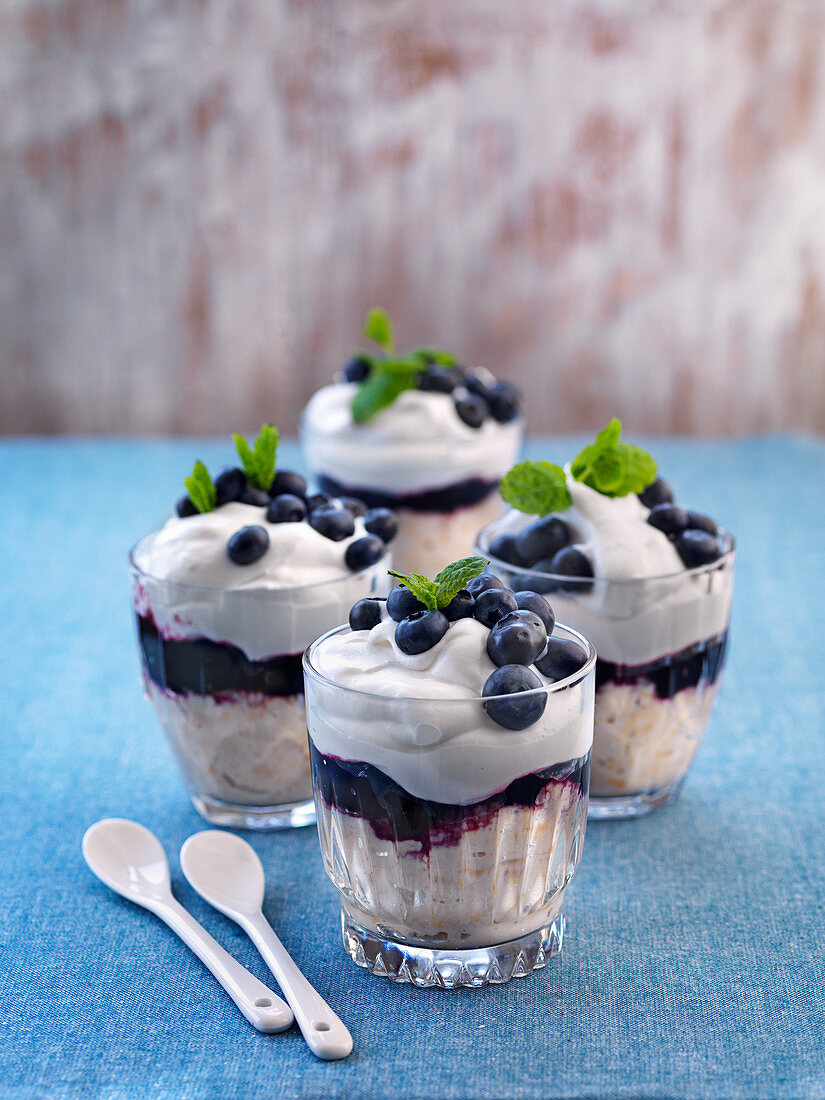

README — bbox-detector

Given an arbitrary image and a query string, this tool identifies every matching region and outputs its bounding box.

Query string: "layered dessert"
[302,556,595,987]
[475,420,735,817]
[130,425,396,829]
[301,308,522,577]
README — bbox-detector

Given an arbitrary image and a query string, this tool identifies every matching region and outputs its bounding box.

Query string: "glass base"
[588,776,685,820]
[190,794,316,830]
[341,910,565,988]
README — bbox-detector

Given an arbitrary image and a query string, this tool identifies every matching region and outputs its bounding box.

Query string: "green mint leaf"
[234,424,279,490]
[363,307,394,353]
[387,571,440,611]
[434,556,489,607]
[411,347,457,367]
[571,420,657,497]
[183,460,216,513]
[252,423,279,490]
[500,461,572,516]
[351,370,418,423]
[621,444,657,495]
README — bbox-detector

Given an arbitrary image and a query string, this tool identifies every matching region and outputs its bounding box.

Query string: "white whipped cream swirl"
[305,617,594,805]
[301,383,522,495]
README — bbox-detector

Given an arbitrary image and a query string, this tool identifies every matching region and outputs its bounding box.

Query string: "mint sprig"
[571,419,656,498]
[184,461,216,514]
[500,461,572,516]
[363,307,395,354]
[389,556,488,611]
[233,423,279,491]
[350,308,457,423]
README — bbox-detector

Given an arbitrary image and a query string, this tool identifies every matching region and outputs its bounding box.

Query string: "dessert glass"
[303,623,596,988]
[129,538,390,829]
[475,519,735,819]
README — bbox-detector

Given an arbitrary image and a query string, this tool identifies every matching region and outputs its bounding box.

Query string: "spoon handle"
[244,913,352,1060]
[153,897,294,1033]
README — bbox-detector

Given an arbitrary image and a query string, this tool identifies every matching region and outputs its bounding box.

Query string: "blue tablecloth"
[2,435,824,1100]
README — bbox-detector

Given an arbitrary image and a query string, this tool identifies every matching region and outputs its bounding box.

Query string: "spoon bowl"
[180,830,266,916]
[82,818,171,902]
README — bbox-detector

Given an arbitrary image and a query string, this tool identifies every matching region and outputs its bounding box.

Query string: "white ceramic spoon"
[180,830,353,1061]
[82,819,293,1033]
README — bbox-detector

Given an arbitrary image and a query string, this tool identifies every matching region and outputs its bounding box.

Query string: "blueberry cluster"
[487,516,594,594]
[348,571,590,731]
[344,358,521,430]
[639,478,726,568]
[177,468,398,571]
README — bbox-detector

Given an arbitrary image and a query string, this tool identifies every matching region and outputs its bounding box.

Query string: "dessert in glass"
[475,420,735,819]
[301,309,522,578]
[129,425,397,829]
[302,557,595,988]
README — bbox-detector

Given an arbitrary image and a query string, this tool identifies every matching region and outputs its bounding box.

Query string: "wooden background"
[2,0,825,437]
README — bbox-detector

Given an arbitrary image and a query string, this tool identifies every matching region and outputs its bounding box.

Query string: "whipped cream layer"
[484,478,734,666]
[306,617,594,806]
[301,383,522,495]
[132,503,389,661]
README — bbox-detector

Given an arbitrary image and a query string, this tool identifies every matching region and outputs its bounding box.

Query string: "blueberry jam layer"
[310,744,589,855]
[316,474,498,515]
[595,632,728,701]
[137,615,303,697]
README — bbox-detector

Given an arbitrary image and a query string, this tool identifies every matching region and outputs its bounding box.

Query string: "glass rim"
[302,621,597,705]
[475,518,736,586]
[128,531,392,596]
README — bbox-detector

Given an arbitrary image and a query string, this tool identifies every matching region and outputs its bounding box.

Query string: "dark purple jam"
[137,614,303,697]
[310,744,589,856]
[595,631,728,701]
[316,474,498,515]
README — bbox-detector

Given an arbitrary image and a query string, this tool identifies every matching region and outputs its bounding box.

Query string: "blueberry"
[515,516,572,568]
[269,470,308,499]
[487,533,527,567]
[466,571,506,598]
[638,477,674,508]
[507,570,557,596]
[343,355,372,383]
[487,610,548,668]
[675,530,722,568]
[487,381,521,423]
[176,495,197,518]
[349,598,384,631]
[514,591,555,633]
[345,535,386,571]
[418,365,458,393]
[395,610,450,655]
[549,546,594,592]
[227,525,269,565]
[363,507,399,544]
[473,588,518,628]
[306,492,334,512]
[339,496,368,518]
[239,486,270,507]
[442,589,475,621]
[482,665,547,730]
[463,367,496,399]
[309,505,355,542]
[647,503,689,537]
[685,510,718,536]
[534,638,589,681]
[214,466,246,506]
[453,387,488,429]
[266,493,306,524]
[387,585,427,622]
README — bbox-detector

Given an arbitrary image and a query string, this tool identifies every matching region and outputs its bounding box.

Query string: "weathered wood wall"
[2,0,825,436]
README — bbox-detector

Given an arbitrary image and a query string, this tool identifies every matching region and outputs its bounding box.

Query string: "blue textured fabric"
[1,435,824,1100]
